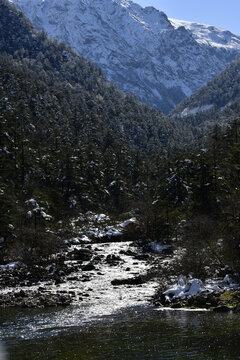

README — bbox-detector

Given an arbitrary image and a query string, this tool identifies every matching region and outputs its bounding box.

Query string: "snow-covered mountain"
[170,19,240,51]
[9,0,240,114]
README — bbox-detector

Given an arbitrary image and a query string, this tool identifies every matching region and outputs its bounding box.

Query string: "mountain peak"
[9,0,240,113]
[170,18,240,51]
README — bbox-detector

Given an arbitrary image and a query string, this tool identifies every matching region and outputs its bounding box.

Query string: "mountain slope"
[171,56,240,139]
[1,0,178,154]
[0,0,177,256]
[10,0,240,114]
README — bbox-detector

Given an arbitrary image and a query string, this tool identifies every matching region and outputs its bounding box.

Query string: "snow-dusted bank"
[163,274,239,301]
[154,274,240,312]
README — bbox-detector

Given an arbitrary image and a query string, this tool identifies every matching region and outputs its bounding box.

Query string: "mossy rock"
[219,290,240,307]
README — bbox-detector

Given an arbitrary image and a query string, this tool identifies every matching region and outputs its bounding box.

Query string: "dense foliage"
[145,120,240,275]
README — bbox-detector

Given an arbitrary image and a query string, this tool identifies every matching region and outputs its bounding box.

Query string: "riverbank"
[153,274,240,312]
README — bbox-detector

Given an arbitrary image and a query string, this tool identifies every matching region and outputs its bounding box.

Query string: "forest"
[0,0,239,279]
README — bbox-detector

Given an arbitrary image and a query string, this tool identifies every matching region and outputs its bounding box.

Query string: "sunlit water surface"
[1,242,240,359]
[1,306,240,360]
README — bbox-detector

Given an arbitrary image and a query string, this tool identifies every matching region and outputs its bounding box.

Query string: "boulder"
[106,254,123,265]
[82,263,96,271]
[119,249,137,257]
[171,302,182,309]
[111,276,143,286]
[70,248,92,261]
[213,305,231,313]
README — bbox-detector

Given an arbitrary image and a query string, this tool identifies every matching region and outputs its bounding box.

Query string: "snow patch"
[149,242,170,253]
[0,262,26,271]
[181,104,214,117]
[70,213,137,243]
[121,218,136,227]
[163,275,239,303]
[164,276,204,302]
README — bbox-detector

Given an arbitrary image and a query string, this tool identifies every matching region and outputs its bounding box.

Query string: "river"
[1,240,240,359]
[1,306,240,359]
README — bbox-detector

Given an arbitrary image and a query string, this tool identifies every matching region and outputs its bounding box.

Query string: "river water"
[1,305,240,360]
[1,240,240,359]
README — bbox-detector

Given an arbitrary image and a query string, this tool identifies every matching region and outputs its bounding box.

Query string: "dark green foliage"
[147,119,240,274]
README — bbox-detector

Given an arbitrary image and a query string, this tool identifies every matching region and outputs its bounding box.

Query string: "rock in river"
[111,276,143,286]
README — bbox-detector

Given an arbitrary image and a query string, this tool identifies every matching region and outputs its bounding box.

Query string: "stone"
[71,248,92,261]
[111,276,143,286]
[213,305,231,313]
[67,276,78,281]
[82,263,95,271]
[106,254,123,265]
[134,254,150,261]
[171,303,181,309]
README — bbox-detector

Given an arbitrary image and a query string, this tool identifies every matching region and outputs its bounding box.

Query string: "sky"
[134,0,240,35]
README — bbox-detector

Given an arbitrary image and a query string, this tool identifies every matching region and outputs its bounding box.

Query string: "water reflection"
[0,341,8,360]
[5,308,240,360]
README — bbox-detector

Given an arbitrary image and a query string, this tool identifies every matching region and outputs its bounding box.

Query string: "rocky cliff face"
[10,0,240,113]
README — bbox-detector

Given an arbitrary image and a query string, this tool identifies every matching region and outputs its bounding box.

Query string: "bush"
[179,215,221,278]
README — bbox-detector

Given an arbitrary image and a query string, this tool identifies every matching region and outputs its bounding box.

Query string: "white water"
[0,241,159,336]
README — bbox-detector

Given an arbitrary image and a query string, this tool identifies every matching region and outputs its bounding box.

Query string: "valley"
[10,0,240,114]
[0,0,240,359]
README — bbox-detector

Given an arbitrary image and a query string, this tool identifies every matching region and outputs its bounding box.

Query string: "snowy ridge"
[9,0,240,114]
[170,18,240,50]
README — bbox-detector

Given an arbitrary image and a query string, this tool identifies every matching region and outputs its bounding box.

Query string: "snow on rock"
[10,0,240,114]
[164,276,205,302]
[163,274,239,303]
[120,218,136,227]
[149,241,170,253]
[0,262,26,271]
[27,211,33,218]
[91,214,110,223]
[25,198,38,207]
[79,235,91,244]
[71,237,80,245]
[70,213,137,243]
[39,210,52,221]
